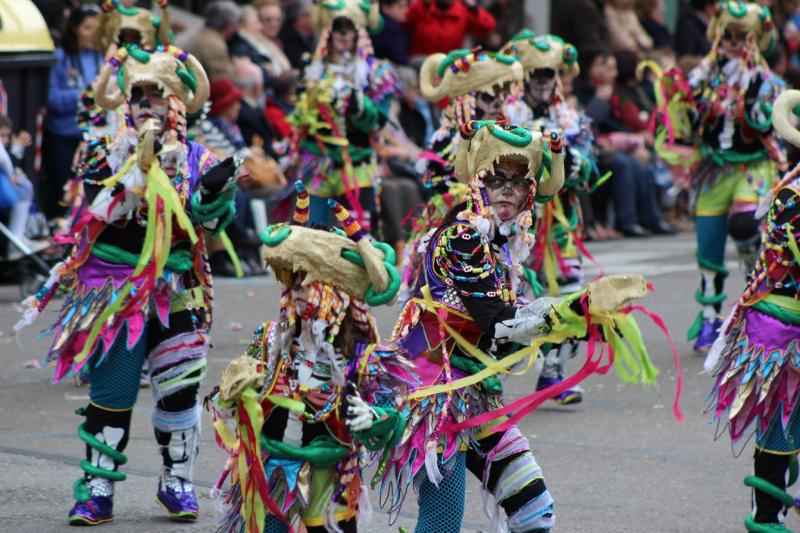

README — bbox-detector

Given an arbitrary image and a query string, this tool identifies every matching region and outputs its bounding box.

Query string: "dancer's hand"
[346,389,376,432]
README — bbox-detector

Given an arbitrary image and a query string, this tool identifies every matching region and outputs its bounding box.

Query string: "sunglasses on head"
[483,174,530,192]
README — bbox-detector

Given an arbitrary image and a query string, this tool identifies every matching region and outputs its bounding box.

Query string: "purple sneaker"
[156,476,198,521]
[536,375,583,405]
[68,496,114,526]
[693,318,723,352]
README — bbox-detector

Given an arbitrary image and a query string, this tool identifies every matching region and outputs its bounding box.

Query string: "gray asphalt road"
[0,232,766,532]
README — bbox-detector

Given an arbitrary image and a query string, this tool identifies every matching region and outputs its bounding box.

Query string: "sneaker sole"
[68,515,114,526]
[553,393,583,405]
[156,498,198,521]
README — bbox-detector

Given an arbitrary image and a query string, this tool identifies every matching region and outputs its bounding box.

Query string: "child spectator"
[0,116,48,258]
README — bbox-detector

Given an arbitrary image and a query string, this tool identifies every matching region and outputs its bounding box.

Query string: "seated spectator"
[42,4,102,219]
[228,5,275,82]
[575,48,674,237]
[185,1,240,81]
[405,0,496,57]
[395,66,435,147]
[254,0,293,78]
[674,0,715,59]
[0,116,48,259]
[636,0,672,49]
[264,72,297,142]
[612,50,653,132]
[605,0,652,55]
[233,59,276,152]
[279,0,316,70]
[373,0,411,65]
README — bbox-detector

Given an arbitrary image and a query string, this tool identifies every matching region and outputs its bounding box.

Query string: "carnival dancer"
[399,48,524,300]
[15,45,238,525]
[705,89,800,533]
[381,120,670,533]
[68,0,171,213]
[209,184,415,532]
[652,0,785,351]
[288,0,395,232]
[502,31,597,404]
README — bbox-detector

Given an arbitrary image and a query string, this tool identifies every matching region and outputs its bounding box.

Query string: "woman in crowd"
[43,4,103,218]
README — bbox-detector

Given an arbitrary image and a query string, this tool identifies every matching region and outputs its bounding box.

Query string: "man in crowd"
[405,0,496,57]
[185,0,240,81]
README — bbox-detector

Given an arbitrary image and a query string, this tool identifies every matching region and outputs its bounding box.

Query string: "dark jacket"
[278,25,316,70]
[674,11,710,57]
[641,18,672,49]
[551,0,609,52]
[372,15,410,65]
[237,99,277,158]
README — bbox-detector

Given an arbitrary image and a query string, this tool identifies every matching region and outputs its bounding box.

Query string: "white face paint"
[129,84,168,131]
[526,68,557,106]
[483,160,531,221]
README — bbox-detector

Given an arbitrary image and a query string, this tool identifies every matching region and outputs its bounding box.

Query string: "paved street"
[0,232,767,532]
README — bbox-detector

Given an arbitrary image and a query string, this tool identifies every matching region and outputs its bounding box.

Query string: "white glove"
[493,297,561,345]
[346,392,376,432]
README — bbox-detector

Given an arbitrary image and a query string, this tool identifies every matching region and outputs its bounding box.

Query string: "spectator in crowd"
[264,72,297,141]
[209,79,246,151]
[636,0,672,48]
[233,59,276,154]
[674,0,715,58]
[485,0,527,47]
[42,3,102,219]
[612,50,654,132]
[575,48,674,237]
[0,116,47,259]
[278,0,316,70]
[373,0,411,65]
[255,0,293,78]
[395,66,435,148]
[228,5,276,82]
[405,0,496,57]
[605,0,653,54]
[551,0,609,52]
[185,0,240,81]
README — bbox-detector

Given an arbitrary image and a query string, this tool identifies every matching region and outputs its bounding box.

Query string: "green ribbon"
[354,406,406,452]
[260,435,349,468]
[91,241,194,272]
[753,297,800,325]
[697,253,730,277]
[450,354,503,394]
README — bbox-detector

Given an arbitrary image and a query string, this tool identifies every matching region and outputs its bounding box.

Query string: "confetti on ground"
[23,359,41,369]
[229,321,243,331]
[247,290,257,297]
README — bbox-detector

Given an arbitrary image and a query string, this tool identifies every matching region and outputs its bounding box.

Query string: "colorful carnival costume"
[15,45,239,525]
[68,0,172,213]
[652,1,785,351]
[209,186,415,532]
[706,90,800,533]
[380,121,673,533]
[502,31,598,404]
[399,48,523,300]
[287,0,396,232]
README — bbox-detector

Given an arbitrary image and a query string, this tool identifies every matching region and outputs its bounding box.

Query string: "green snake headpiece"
[707,1,775,57]
[501,31,579,79]
[312,0,382,33]
[454,120,564,198]
[258,182,400,306]
[96,0,171,52]
[93,45,210,114]
[419,48,523,102]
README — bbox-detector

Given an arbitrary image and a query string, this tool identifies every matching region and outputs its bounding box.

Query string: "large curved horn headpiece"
[501,31,580,79]
[707,1,776,58]
[454,120,564,198]
[419,49,523,102]
[773,90,800,148]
